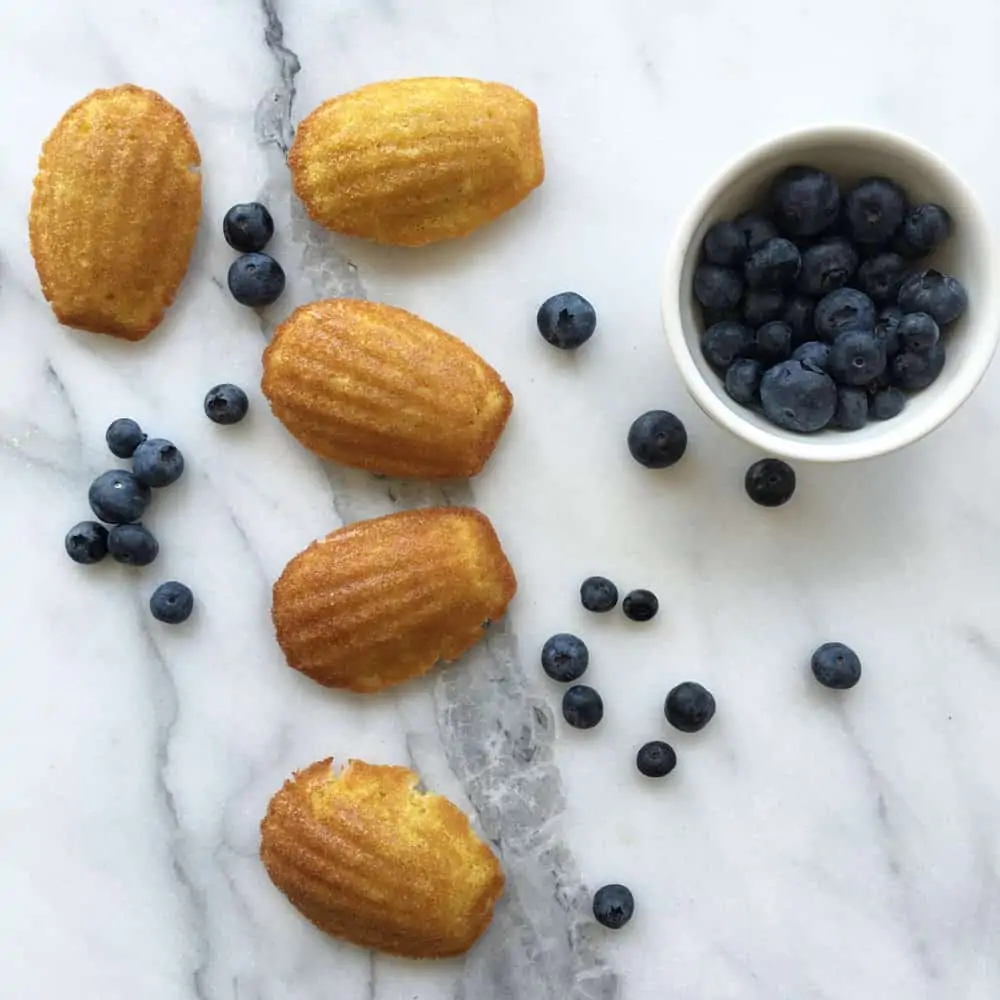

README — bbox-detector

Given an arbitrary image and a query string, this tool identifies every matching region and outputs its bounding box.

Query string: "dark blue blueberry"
[593,884,635,929]
[694,265,743,311]
[541,633,590,682]
[636,741,677,778]
[760,360,837,433]
[856,252,907,305]
[898,312,940,353]
[891,343,946,390]
[107,523,159,566]
[734,212,778,251]
[701,321,754,370]
[744,458,796,507]
[580,576,618,613]
[132,438,185,488]
[875,306,904,357]
[895,204,952,258]
[65,521,109,564]
[844,177,907,244]
[204,383,250,425]
[562,685,604,729]
[744,237,801,290]
[150,581,195,624]
[537,291,597,349]
[223,202,275,253]
[791,341,830,373]
[770,167,841,237]
[870,387,906,421]
[627,411,687,469]
[665,681,716,732]
[832,386,869,430]
[105,418,146,459]
[828,330,886,386]
[743,289,786,329]
[814,288,877,342]
[703,221,748,267]
[755,321,793,365]
[88,469,152,524]
[797,238,857,297]
[228,253,286,307]
[811,642,862,689]
[623,589,659,622]
[897,270,968,326]
[724,358,762,405]
[783,295,816,345]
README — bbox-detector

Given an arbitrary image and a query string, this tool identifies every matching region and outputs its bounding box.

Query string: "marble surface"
[4,1,1000,998]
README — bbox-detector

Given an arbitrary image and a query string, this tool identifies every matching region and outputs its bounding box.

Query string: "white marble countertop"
[4,2,1000,998]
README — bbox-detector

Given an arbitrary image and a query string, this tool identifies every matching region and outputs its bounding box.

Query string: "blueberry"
[797,238,857,297]
[694,265,743,311]
[870,386,906,421]
[782,295,816,344]
[701,321,754,370]
[665,681,716,733]
[88,469,152,524]
[537,292,597,349]
[844,177,907,244]
[204,383,250,425]
[622,589,659,622]
[744,237,801,290]
[580,576,618,613]
[875,306,904,357]
[734,212,778,251]
[895,203,952,258]
[856,252,907,305]
[703,221,748,267]
[228,253,286,307]
[832,386,869,430]
[105,418,146,459]
[898,312,940,353]
[107,523,159,566]
[132,438,185,488]
[791,341,830,373]
[592,884,634,930]
[636,741,677,778]
[811,642,862,689]
[701,306,741,327]
[897,270,968,326]
[770,166,840,237]
[724,358,762,405]
[627,411,687,469]
[755,321,793,365]
[150,581,195,624]
[891,343,946,390]
[562,685,604,729]
[541,633,589,682]
[743,289,786,329]
[759,360,837,433]
[744,458,796,507]
[223,202,275,253]
[828,330,887,386]
[65,521,109,564]
[814,288,877,343]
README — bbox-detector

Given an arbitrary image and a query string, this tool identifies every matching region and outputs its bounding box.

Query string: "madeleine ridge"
[288,77,544,246]
[272,507,517,692]
[29,84,202,340]
[261,298,513,480]
[260,758,505,958]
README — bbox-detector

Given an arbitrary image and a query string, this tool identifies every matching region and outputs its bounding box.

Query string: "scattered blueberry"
[150,581,195,624]
[870,386,906,421]
[724,358,762,405]
[875,306,904,357]
[694,265,743,311]
[636,741,677,778]
[223,202,275,253]
[734,212,778,251]
[811,642,862,689]
[665,682,716,733]
[536,292,597,349]
[828,330,887,386]
[622,589,659,622]
[782,295,816,344]
[891,343,946,390]
[797,238,857,297]
[759,360,837,432]
[770,167,840,237]
[88,469,152,524]
[107,523,159,566]
[703,221,748,267]
[105,418,146,459]
[580,576,619,613]
[898,312,940,353]
[791,341,830,373]
[701,321,754,370]
[65,521,109,564]
[895,203,951,258]
[833,386,869,430]
[744,237,801,290]
[754,321,793,365]
[562,685,604,729]
[228,253,286,308]
[856,252,907,305]
[541,633,590,682]
[204,383,250,425]
[844,177,907,244]
[897,270,968,326]
[132,438,185,488]
[744,458,796,507]
[814,288,877,342]
[592,884,635,930]
[743,289,786,329]
[627,411,687,469]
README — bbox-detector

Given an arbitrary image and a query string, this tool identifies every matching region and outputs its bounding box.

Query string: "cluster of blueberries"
[224,202,286,308]
[694,168,967,433]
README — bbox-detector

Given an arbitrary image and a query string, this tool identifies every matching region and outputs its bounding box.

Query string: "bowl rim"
[661,123,1000,463]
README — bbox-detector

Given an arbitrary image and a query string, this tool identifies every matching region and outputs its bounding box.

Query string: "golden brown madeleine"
[260,758,504,957]
[261,298,513,480]
[272,507,516,692]
[29,84,202,340]
[288,77,544,246]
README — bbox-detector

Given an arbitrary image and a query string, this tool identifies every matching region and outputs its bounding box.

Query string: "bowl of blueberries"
[661,125,1000,461]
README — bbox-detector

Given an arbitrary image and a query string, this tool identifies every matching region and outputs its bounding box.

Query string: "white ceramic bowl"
[661,125,1000,462]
